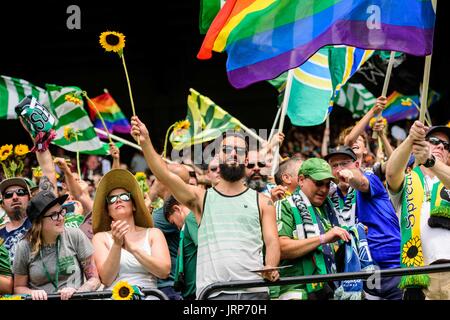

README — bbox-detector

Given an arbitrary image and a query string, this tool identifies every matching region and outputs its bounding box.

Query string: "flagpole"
[271,69,294,176]
[268,105,282,143]
[95,128,142,151]
[373,51,396,139]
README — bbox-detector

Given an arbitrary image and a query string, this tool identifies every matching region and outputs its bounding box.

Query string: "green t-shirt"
[175,212,198,299]
[276,198,334,298]
[0,243,12,276]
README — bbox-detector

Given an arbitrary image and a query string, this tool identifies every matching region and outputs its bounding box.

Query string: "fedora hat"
[27,191,69,223]
[93,169,153,234]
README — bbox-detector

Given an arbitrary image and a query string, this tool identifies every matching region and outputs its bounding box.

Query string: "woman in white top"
[92,169,170,290]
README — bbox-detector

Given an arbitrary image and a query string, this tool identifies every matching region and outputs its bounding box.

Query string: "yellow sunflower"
[175,120,190,131]
[369,117,387,129]
[99,31,126,54]
[111,281,134,300]
[402,236,424,267]
[65,94,83,105]
[0,144,13,162]
[135,172,146,180]
[0,295,24,300]
[32,166,43,178]
[14,144,29,157]
[64,127,76,141]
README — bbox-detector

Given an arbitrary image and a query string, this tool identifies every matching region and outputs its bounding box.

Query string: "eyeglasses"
[2,188,29,199]
[428,137,450,151]
[306,177,331,188]
[209,166,218,172]
[222,145,246,156]
[43,207,67,221]
[106,192,132,205]
[246,162,266,169]
[330,160,354,170]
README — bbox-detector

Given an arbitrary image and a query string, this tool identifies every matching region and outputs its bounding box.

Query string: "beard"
[219,163,246,182]
[246,174,268,192]
[10,207,23,221]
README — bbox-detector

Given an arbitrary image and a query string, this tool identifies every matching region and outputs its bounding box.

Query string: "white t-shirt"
[389,175,450,264]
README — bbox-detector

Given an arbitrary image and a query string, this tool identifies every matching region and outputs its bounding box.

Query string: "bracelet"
[319,234,325,244]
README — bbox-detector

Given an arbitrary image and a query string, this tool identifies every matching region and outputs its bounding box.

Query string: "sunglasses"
[43,207,67,221]
[246,162,266,169]
[106,192,132,205]
[428,137,450,151]
[209,166,218,172]
[306,177,331,188]
[222,145,246,156]
[2,188,29,199]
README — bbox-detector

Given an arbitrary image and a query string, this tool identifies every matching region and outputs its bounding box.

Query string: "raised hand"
[412,140,431,165]
[130,116,150,144]
[409,120,428,142]
[109,142,120,160]
[110,220,129,247]
[373,96,387,114]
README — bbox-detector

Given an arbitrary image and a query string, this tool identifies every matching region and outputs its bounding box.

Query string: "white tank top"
[105,228,158,289]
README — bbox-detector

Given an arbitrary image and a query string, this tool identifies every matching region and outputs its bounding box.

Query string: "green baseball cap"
[298,158,336,181]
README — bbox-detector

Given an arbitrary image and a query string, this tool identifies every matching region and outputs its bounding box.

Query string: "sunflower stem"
[75,134,81,178]
[163,124,176,159]
[82,92,113,144]
[121,53,140,146]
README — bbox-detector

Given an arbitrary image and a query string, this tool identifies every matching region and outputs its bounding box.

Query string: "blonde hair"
[26,220,44,258]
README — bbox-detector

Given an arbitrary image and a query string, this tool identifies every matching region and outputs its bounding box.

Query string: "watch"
[423,155,436,168]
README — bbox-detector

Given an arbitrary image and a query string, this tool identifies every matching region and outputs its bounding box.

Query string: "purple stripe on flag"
[228,20,434,88]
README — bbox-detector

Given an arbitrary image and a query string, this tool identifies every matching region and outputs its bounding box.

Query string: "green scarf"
[287,191,339,294]
[399,167,448,289]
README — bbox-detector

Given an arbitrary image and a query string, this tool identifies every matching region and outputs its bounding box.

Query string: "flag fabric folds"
[199,0,436,88]
[0,75,47,120]
[86,92,131,138]
[336,83,377,118]
[199,0,227,34]
[268,46,373,126]
[46,84,117,155]
[169,88,242,150]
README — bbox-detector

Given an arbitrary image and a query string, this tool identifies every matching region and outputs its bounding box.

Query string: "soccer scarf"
[329,184,357,227]
[287,190,339,293]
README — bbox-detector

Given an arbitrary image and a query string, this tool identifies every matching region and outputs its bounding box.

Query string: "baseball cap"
[298,158,336,181]
[324,145,357,162]
[0,177,31,195]
[426,126,450,141]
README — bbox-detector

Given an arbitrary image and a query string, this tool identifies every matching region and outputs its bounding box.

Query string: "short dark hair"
[163,195,180,222]
[221,130,249,152]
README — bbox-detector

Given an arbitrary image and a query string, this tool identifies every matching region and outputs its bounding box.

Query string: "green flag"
[0,75,47,120]
[268,46,374,126]
[169,88,242,150]
[46,84,119,155]
[199,0,226,34]
[335,82,377,118]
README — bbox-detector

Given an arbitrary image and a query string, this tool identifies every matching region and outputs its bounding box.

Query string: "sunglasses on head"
[2,188,29,199]
[106,192,132,205]
[428,136,450,151]
[306,177,331,188]
[222,145,246,156]
[43,207,67,221]
[246,162,266,169]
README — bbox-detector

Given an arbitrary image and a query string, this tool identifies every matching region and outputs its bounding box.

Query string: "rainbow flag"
[86,92,131,138]
[199,0,436,89]
[382,90,440,123]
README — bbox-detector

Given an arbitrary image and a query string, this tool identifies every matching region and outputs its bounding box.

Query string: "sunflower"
[135,172,146,180]
[64,127,76,141]
[14,144,29,157]
[99,31,126,55]
[32,166,43,178]
[65,94,83,105]
[369,117,387,129]
[401,236,424,267]
[175,120,190,131]
[0,295,24,300]
[0,144,13,162]
[111,281,134,300]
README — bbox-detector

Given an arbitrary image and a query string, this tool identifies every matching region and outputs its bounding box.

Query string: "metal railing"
[22,288,169,300]
[198,263,450,300]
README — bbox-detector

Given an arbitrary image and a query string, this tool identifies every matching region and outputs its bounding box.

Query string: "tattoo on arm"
[77,256,100,292]
[39,176,55,192]
[267,199,274,207]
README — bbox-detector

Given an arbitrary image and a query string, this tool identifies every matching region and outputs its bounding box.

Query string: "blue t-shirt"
[0,218,32,263]
[356,172,400,269]
[153,207,180,288]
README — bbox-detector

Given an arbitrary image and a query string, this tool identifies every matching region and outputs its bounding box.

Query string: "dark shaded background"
[1,0,448,161]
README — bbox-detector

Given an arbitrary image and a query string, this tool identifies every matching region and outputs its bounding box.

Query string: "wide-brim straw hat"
[93,169,153,234]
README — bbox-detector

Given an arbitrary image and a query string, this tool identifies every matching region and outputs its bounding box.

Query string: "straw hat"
[92,169,153,234]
